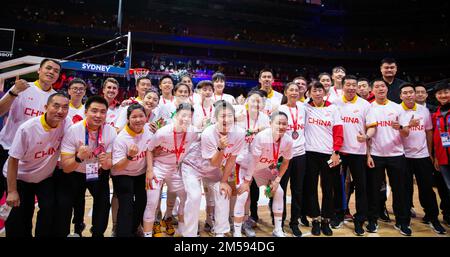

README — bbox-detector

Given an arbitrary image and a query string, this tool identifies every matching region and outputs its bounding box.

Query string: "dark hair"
[103,77,119,88]
[40,58,61,70]
[342,75,358,84]
[176,102,194,113]
[380,57,397,66]
[370,78,386,88]
[318,72,331,80]
[212,72,226,82]
[173,82,191,95]
[159,75,174,85]
[270,111,288,121]
[281,82,298,105]
[309,81,325,91]
[127,103,145,119]
[136,76,151,86]
[259,68,273,79]
[85,95,108,110]
[213,100,235,119]
[196,80,214,90]
[68,78,87,89]
[414,83,427,91]
[357,77,370,84]
[399,82,415,92]
[332,66,346,74]
[247,90,266,99]
[144,89,159,99]
[434,80,450,94]
[47,92,69,105]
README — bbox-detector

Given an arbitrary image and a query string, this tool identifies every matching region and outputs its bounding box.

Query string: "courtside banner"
[61,61,128,76]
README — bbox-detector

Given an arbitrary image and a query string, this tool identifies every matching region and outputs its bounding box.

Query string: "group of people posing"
[1,57,449,238]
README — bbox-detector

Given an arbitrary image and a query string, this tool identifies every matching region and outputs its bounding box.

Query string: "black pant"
[367,155,409,225]
[112,174,146,237]
[304,151,338,219]
[332,164,345,219]
[5,177,55,237]
[433,169,450,218]
[269,154,307,226]
[339,154,368,222]
[0,146,9,198]
[249,179,259,221]
[405,157,439,220]
[54,169,111,237]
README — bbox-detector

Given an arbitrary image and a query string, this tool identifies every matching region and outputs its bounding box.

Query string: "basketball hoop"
[132,68,149,80]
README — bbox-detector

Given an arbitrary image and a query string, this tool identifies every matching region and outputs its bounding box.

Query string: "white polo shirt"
[278,102,306,157]
[148,123,198,174]
[61,120,117,173]
[201,124,245,181]
[305,101,343,154]
[68,102,85,124]
[3,115,71,183]
[400,102,432,158]
[366,100,409,157]
[263,89,283,116]
[212,93,235,105]
[0,81,56,149]
[112,124,153,176]
[335,95,370,155]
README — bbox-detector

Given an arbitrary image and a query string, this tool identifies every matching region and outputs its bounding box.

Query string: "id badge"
[86,161,99,181]
[0,204,12,221]
[440,132,450,148]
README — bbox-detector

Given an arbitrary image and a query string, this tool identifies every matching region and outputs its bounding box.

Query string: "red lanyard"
[163,96,173,105]
[214,94,223,102]
[173,129,187,166]
[85,120,103,147]
[202,101,212,117]
[272,139,281,165]
[288,105,298,132]
[246,110,259,131]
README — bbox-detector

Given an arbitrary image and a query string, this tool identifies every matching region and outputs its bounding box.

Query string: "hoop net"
[132,68,150,80]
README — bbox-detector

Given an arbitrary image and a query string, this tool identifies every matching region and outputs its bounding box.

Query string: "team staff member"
[253,69,283,115]
[199,100,245,237]
[292,76,308,102]
[304,81,343,236]
[143,103,198,237]
[399,83,446,234]
[5,93,70,237]
[67,78,87,123]
[277,82,306,237]
[234,112,293,237]
[334,75,370,236]
[102,78,122,128]
[365,79,411,236]
[111,104,153,237]
[381,58,405,104]
[212,72,236,104]
[56,96,117,237]
[0,59,61,199]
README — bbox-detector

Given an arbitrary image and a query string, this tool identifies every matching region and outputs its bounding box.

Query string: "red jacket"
[432,106,450,165]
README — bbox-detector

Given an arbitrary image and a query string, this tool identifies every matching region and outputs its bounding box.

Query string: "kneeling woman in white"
[199,100,246,237]
[112,104,153,237]
[235,112,293,237]
[143,103,198,237]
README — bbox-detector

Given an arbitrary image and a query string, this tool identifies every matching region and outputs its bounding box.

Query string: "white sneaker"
[242,221,256,237]
[272,229,285,237]
[215,233,225,237]
[233,232,242,237]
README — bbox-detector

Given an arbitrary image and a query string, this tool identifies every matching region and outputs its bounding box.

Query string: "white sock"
[216,233,225,237]
[177,222,184,235]
[274,216,282,231]
[233,222,242,236]
[144,231,152,237]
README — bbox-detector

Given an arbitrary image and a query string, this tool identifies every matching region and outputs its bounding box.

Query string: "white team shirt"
[0,81,56,149]
[200,124,246,180]
[326,86,343,104]
[335,95,370,155]
[366,100,409,157]
[244,127,293,172]
[212,93,235,105]
[3,115,71,183]
[278,103,306,157]
[400,103,432,158]
[263,89,283,115]
[106,105,122,128]
[192,102,215,130]
[68,102,85,123]
[305,101,343,155]
[61,120,117,173]
[148,123,198,174]
[112,125,153,176]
